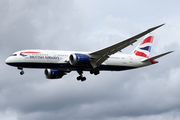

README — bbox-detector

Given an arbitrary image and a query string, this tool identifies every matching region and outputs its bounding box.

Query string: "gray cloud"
[1,0,180,120]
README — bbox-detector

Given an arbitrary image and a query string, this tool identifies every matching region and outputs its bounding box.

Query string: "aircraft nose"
[5,57,11,65]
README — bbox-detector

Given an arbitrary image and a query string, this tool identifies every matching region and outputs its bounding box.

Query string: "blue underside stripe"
[7,62,137,71]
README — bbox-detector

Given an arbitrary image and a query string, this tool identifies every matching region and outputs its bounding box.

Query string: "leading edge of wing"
[89,24,165,67]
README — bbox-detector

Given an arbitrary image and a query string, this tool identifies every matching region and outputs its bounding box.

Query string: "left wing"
[89,24,165,68]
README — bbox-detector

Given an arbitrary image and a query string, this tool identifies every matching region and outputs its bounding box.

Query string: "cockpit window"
[11,54,17,56]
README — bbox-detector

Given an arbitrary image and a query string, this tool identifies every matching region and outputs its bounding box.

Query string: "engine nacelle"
[44,69,66,79]
[69,53,90,66]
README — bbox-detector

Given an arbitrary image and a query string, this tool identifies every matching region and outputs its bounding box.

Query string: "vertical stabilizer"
[132,33,154,59]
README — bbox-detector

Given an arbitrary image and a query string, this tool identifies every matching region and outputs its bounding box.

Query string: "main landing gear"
[76,70,100,82]
[77,70,86,82]
[90,70,100,75]
[18,67,24,75]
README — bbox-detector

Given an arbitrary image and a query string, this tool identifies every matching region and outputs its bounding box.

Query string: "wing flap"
[90,39,137,67]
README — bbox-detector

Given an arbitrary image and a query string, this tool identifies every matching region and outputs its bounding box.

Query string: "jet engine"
[44,69,66,79]
[69,53,90,66]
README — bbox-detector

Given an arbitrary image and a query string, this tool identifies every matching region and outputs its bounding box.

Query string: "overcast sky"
[1,0,180,120]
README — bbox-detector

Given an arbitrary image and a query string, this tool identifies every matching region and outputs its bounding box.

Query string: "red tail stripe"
[140,36,154,45]
[134,50,149,58]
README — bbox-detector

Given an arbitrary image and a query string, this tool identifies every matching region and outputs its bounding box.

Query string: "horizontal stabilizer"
[142,51,174,63]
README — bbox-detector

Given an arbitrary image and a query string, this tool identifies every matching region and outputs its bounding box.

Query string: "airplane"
[5,24,173,81]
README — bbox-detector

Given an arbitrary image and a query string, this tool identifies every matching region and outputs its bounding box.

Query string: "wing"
[89,24,165,68]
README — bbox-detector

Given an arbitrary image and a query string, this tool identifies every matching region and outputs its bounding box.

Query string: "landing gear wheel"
[77,70,87,82]
[20,71,24,75]
[90,70,94,74]
[77,76,86,81]
[77,76,81,80]
[94,71,99,75]
[81,77,86,82]
[90,70,100,75]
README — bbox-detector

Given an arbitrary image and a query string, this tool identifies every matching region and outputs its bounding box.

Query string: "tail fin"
[132,32,154,59]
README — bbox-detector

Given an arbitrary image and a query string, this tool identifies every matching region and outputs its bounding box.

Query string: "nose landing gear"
[18,67,24,75]
[20,71,24,75]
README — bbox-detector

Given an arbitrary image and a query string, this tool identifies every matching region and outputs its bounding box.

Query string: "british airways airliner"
[5,24,173,81]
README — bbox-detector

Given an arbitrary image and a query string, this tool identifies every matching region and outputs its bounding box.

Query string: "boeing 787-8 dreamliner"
[5,24,173,81]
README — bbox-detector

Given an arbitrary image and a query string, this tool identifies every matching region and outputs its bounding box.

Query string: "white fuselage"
[5,49,151,71]
[5,25,173,80]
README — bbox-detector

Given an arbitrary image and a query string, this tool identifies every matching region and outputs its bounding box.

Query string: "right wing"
[89,24,165,68]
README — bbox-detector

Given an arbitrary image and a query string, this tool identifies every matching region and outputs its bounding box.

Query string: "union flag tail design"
[132,33,154,59]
